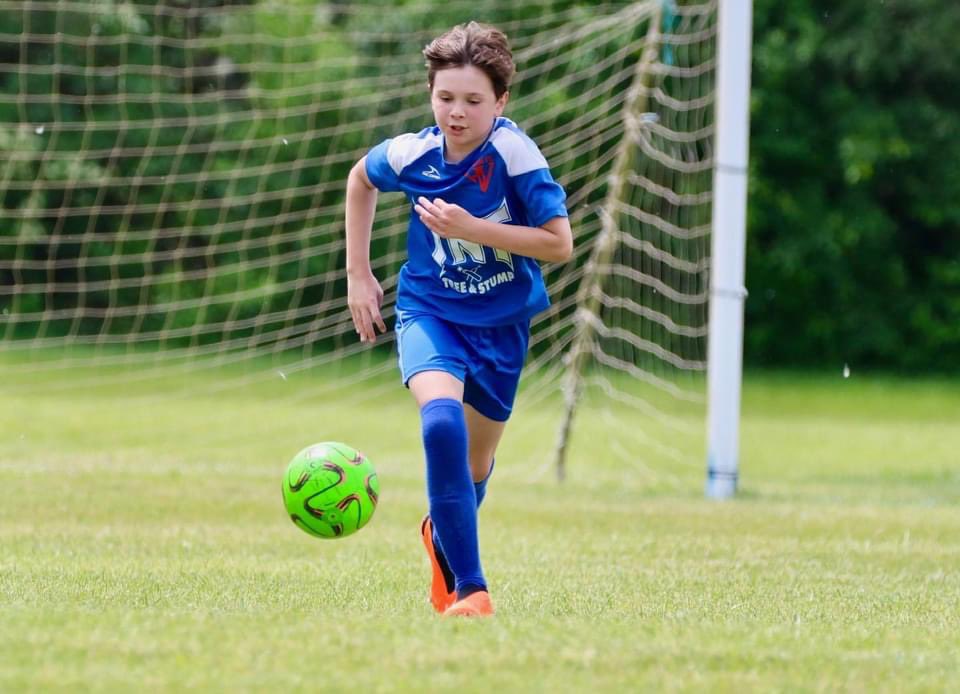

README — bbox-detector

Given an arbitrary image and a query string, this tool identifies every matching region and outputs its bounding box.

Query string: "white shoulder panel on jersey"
[386,130,443,175]
[490,124,549,177]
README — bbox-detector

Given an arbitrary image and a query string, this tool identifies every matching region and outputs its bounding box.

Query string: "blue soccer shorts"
[394,310,531,422]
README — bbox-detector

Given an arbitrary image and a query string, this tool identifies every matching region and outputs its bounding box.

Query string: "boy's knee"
[421,398,465,444]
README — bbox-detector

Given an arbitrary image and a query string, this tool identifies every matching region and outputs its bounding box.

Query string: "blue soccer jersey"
[365,117,568,326]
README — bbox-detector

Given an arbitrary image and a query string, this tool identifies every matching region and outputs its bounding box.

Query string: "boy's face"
[431,65,508,162]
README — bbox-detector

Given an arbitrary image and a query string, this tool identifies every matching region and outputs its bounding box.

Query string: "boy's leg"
[440,324,528,617]
[399,316,527,617]
[465,403,503,487]
[396,314,473,612]
[429,406,500,573]
[473,459,495,506]
[409,371,487,602]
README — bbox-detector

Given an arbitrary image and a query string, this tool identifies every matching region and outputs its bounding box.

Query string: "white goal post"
[705,0,752,499]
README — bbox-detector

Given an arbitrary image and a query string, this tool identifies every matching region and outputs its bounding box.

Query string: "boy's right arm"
[345,156,387,344]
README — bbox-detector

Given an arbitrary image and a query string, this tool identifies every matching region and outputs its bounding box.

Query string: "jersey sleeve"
[512,168,568,228]
[364,139,402,193]
[490,122,569,227]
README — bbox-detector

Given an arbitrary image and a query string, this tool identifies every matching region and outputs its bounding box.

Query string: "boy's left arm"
[413,196,572,263]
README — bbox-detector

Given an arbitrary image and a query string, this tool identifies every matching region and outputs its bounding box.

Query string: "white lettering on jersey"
[484,198,515,271]
[448,237,486,265]
[441,271,515,295]
[430,198,515,272]
[431,232,445,267]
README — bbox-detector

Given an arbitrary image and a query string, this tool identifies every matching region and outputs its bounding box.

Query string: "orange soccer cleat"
[443,589,495,618]
[420,515,456,613]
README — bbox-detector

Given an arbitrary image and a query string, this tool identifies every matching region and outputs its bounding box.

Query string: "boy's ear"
[496,90,510,114]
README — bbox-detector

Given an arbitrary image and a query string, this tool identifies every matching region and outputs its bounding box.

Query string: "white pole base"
[705,467,738,499]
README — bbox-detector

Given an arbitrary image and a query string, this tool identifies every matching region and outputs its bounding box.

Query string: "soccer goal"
[0,1,746,493]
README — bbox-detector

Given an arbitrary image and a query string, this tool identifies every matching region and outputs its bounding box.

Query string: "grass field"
[1,360,958,692]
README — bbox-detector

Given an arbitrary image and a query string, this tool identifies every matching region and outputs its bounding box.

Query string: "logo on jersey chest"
[430,198,516,297]
[465,155,496,193]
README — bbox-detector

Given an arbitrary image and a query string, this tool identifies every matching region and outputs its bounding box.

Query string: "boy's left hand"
[415,197,476,240]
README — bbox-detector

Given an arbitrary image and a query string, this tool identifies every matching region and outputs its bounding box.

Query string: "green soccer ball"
[281,442,379,539]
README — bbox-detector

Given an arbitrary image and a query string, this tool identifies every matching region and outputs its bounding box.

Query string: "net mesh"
[1,0,716,481]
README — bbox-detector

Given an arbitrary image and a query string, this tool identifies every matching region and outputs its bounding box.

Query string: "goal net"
[1,0,716,484]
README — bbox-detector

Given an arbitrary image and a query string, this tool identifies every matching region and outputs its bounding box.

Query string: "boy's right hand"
[347,270,387,343]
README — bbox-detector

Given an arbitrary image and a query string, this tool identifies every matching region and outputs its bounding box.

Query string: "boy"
[344,21,572,617]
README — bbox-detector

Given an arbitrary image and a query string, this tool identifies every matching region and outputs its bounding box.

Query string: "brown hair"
[422,22,515,99]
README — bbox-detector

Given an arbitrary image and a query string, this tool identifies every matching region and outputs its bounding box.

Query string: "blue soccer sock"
[421,398,486,596]
[432,459,495,585]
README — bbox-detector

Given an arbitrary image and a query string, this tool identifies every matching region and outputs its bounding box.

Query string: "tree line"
[2,0,958,371]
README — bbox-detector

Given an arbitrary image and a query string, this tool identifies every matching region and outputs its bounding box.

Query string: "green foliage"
[3,1,959,368]
[747,0,960,369]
